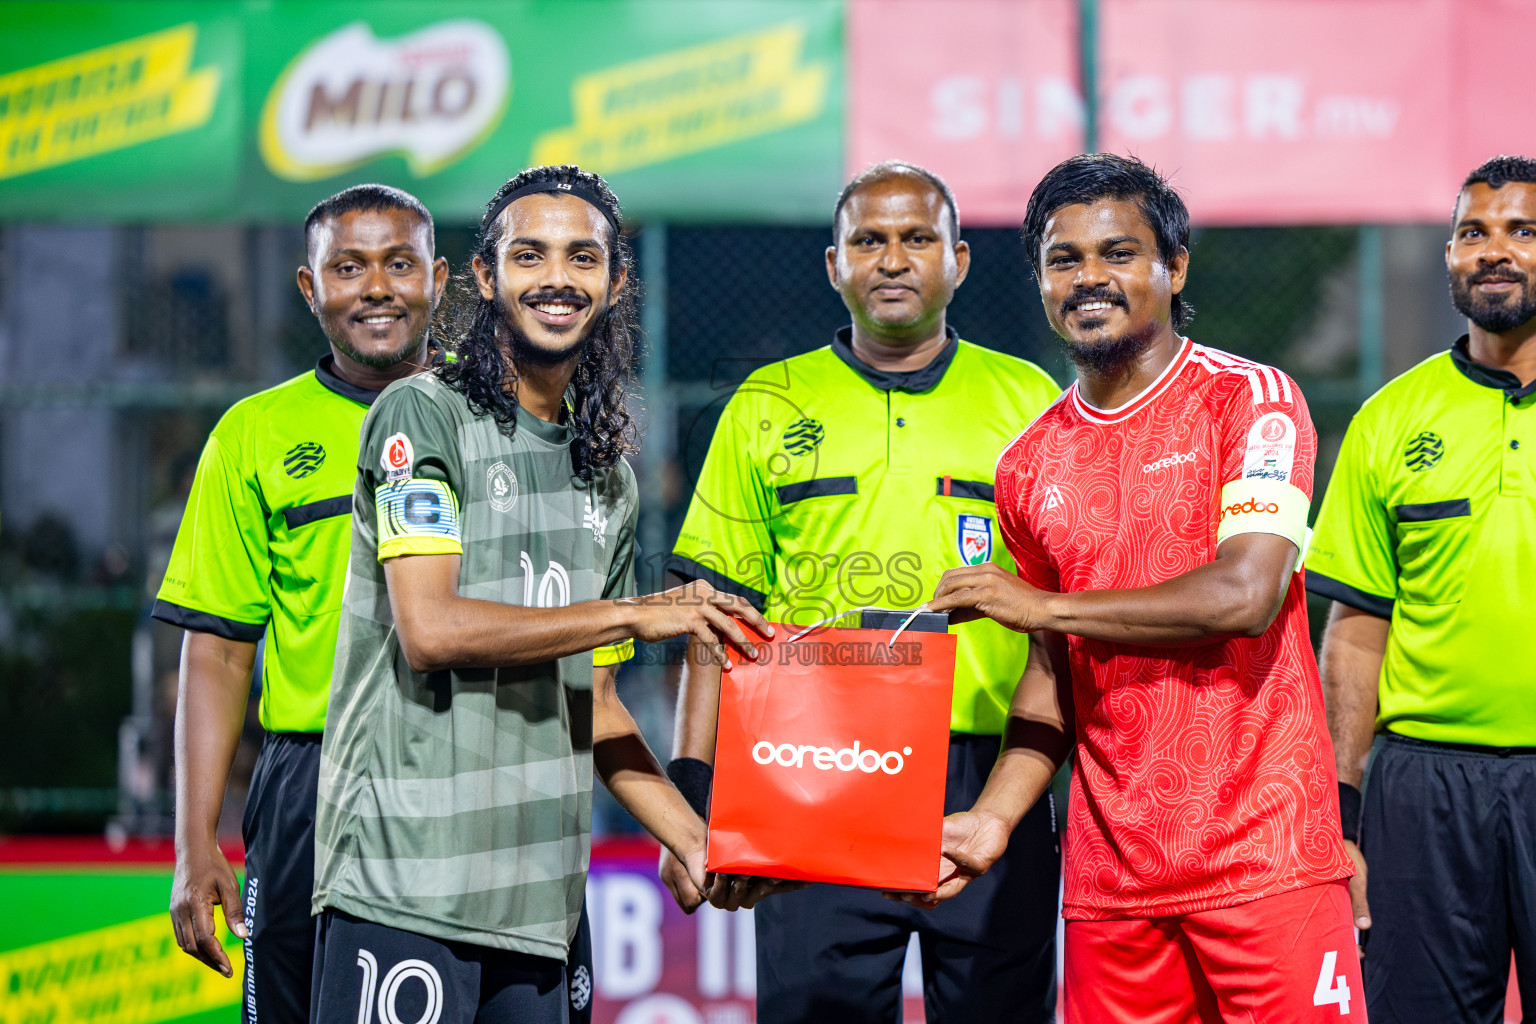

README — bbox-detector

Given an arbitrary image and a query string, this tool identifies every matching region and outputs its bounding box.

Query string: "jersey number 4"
[1312,950,1351,1015]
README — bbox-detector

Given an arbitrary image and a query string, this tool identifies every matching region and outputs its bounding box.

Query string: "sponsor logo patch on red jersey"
[1243,412,1296,482]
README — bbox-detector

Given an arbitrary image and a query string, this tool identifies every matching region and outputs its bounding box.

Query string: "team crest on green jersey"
[487,461,517,512]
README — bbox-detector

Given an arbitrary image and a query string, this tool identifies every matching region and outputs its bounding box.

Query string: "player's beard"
[1450,265,1536,333]
[494,290,612,368]
[324,319,429,369]
[1056,287,1159,374]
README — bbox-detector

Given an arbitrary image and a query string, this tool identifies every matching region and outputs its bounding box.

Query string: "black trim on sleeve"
[315,355,385,406]
[776,476,858,505]
[283,495,352,529]
[662,554,768,611]
[831,326,959,393]
[1395,498,1471,522]
[151,599,267,642]
[935,477,995,502]
[1304,571,1394,619]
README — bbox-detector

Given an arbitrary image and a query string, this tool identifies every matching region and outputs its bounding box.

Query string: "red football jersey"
[995,339,1352,920]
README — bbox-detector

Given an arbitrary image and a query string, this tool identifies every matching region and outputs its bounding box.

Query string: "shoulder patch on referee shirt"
[1243,413,1296,483]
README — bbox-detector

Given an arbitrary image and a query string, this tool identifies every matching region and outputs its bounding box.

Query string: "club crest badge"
[381,433,414,482]
[1403,431,1444,472]
[957,514,992,566]
[487,461,517,512]
[283,441,326,478]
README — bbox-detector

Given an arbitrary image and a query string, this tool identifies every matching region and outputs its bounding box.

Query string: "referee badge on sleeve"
[958,515,993,565]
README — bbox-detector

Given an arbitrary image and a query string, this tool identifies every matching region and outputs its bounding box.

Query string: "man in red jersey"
[902,154,1361,1023]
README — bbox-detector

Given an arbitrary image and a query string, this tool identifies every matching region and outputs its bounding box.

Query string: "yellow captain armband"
[376,478,463,561]
[1216,478,1311,571]
[593,639,635,666]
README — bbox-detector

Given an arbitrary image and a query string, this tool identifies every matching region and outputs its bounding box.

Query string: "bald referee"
[660,162,1062,1023]
[1308,155,1536,1022]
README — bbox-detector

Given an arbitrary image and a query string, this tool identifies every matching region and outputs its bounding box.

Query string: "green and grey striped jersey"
[313,372,637,958]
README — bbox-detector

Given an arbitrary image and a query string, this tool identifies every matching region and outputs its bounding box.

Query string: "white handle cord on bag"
[887,604,933,648]
[782,605,934,648]
[783,606,876,644]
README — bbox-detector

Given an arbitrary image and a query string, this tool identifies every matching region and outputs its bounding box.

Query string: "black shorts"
[310,910,568,1024]
[1361,734,1536,1024]
[754,733,1060,1024]
[240,731,322,1024]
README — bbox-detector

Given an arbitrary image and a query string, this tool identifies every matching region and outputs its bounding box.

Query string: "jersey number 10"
[354,950,444,1024]
[521,552,571,609]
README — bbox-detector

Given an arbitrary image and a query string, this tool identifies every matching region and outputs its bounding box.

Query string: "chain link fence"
[0,219,1428,834]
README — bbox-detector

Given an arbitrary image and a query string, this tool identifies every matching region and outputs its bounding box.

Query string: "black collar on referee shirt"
[1450,335,1536,403]
[315,354,384,406]
[832,325,959,393]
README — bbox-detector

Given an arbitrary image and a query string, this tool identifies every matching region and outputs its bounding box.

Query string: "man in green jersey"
[310,165,770,1024]
[156,185,447,1023]
[661,162,1063,1023]
[1308,155,1536,1022]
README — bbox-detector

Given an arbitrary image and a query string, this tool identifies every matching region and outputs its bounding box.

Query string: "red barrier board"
[849,0,1536,225]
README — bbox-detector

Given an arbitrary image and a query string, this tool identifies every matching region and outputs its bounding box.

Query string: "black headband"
[483,180,621,240]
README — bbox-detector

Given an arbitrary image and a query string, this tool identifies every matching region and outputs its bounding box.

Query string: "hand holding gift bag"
[706,609,957,892]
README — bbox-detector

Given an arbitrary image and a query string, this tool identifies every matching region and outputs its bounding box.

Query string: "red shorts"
[1064,881,1366,1024]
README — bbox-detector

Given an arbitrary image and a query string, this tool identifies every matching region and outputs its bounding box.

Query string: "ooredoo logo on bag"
[752,738,913,775]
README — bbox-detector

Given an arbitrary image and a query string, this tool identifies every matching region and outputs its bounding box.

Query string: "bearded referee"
[156,185,446,1022]
[1309,156,1536,1022]
[662,162,1063,1023]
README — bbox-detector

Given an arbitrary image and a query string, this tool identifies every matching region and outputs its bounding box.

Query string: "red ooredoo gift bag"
[705,613,957,892]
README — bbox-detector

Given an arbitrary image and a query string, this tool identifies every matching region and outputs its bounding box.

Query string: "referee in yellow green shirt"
[1308,156,1536,1023]
[155,186,447,1023]
[661,163,1062,1023]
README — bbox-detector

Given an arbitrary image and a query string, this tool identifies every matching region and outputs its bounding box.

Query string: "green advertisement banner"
[0,868,244,1024]
[0,0,844,223]
[0,4,243,221]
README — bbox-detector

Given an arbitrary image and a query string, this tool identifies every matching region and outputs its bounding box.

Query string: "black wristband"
[666,757,713,819]
[1338,782,1362,843]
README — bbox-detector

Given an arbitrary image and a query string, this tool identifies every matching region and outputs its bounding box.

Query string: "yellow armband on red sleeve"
[1216,478,1311,570]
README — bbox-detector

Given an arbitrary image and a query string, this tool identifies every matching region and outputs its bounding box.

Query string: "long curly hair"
[435,165,638,481]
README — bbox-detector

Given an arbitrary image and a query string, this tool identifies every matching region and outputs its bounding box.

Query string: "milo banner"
[0,0,843,222]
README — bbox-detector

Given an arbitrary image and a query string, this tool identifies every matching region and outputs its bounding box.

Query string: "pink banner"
[587,839,932,1023]
[848,0,1536,225]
